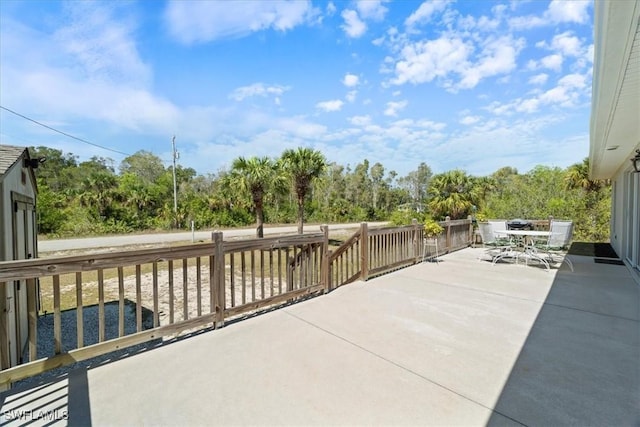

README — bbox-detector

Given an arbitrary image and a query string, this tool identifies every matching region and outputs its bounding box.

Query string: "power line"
[0,105,132,157]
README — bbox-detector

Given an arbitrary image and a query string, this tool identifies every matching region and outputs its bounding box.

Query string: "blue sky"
[0,0,593,177]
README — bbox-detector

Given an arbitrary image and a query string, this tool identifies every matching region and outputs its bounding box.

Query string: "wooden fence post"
[445,216,451,253]
[412,219,420,264]
[212,232,225,329]
[27,278,37,361]
[321,225,330,292]
[287,256,293,292]
[360,222,369,281]
[548,215,554,230]
[0,281,9,372]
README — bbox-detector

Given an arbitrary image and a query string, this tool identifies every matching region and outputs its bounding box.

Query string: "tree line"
[30,146,610,242]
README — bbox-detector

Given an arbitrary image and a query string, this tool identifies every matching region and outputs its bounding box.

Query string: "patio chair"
[531,220,574,271]
[488,220,508,234]
[422,237,439,263]
[477,222,512,262]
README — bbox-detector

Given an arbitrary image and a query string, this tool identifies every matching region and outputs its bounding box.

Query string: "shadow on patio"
[487,254,639,425]
[0,367,91,425]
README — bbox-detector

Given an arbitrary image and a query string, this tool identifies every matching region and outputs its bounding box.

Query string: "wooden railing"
[367,224,422,278]
[0,219,475,387]
[0,232,327,388]
[328,217,474,288]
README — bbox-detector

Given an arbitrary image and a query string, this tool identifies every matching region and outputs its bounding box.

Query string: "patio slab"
[1,248,638,426]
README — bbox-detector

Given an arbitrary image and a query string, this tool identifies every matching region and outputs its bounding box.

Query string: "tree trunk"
[256,208,264,238]
[255,196,264,238]
[297,196,305,234]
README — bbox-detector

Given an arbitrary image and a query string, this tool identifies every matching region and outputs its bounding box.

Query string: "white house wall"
[589,1,640,284]
[610,146,640,282]
[610,169,625,258]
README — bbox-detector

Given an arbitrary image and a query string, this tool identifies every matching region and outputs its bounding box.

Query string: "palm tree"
[279,147,327,234]
[565,158,603,192]
[228,156,282,238]
[428,170,479,220]
[78,172,118,219]
[473,176,497,210]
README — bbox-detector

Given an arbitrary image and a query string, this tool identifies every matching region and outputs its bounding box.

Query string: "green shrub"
[423,219,444,237]
[388,209,426,226]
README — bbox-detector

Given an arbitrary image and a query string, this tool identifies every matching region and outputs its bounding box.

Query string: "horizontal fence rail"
[0,218,482,387]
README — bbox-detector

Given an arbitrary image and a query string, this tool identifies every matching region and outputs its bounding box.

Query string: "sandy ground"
[20,262,303,387]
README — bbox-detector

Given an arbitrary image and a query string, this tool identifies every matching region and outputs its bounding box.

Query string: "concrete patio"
[1,248,638,426]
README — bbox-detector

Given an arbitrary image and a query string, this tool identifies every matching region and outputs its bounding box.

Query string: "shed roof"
[0,144,28,176]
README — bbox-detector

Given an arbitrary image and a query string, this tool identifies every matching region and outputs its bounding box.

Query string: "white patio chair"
[531,220,574,271]
[488,219,514,245]
[488,220,508,234]
[422,237,439,263]
[477,222,512,262]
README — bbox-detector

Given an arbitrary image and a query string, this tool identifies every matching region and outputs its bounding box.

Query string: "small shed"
[0,144,39,369]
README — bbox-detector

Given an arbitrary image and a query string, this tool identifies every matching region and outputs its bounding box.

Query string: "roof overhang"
[0,145,39,193]
[589,1,640,179]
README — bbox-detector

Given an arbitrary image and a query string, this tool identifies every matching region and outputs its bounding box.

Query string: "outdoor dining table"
[492,229,552,269]
[496,229,551,244]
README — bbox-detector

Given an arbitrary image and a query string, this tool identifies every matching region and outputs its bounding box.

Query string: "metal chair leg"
[422,239,439,263]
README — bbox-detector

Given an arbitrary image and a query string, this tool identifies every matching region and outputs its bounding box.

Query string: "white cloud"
[54,2,151,87]
[405,0,451,29]
[487,72,590,115]
[529,54,564,72]
[460,115,480,125]
[326,2,336,16]
[345,90,357,103]
[277,116,328,138]
[391,36,472,85]
[390,34,523,90]
[316,99,344,112]
[540,54,563,71]
[456,36,524,90]
[427,114,587,176]
[536,32,586,64]
[384,100,408,117]
[415,119,446,131]
[356,0,388,21]
[229,83,290,101]
[529,73,549,85]
[164,0,316,44]
[0,3,183,137]
[559,72,587,89]
[509,15,543,29]
[340,1,388,38]
[546,0,590,25]
[550,32,583,57]
[372,35,385,46]
[509,0,590,29]
[341,9,366,38]
[343,73,360,87]
[349,115,372,126]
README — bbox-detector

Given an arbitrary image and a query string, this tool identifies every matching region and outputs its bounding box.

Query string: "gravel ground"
[15,302,158,389]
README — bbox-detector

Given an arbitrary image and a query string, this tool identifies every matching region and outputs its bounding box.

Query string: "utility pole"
[172,135,179,228]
